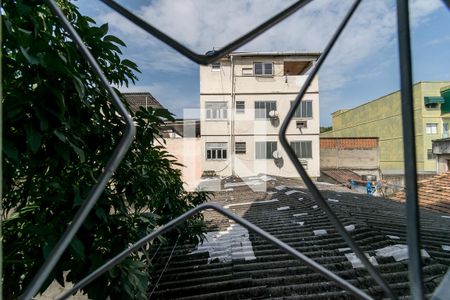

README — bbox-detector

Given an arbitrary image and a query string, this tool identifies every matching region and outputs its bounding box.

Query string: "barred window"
[236,101,245,113]
[206,143,227,160]
[425,123,437,134]
[291,141,312,159]
[255,141,277,159]
[255,101,276,119]
[235,142,246,154]
[291,100,313,118]
[254,62,273,75]
[206,102,227,120]
[427,149,435,160]
[211,62,220,71]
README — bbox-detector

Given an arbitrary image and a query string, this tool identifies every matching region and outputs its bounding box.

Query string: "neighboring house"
[432,138,450,174]
[322,82,450,182]
[122,92,163,113]
[161,119,201,139]
[392,171,450,214]
[123,92,202,190]
[320,137,380,178]
[200,52,321,178]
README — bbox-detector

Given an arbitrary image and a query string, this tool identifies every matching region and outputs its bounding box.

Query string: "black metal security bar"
[19,0,137,299]
[21,0,449,299]
[57,203,373,300]
[278,0,397,298]
[396,1,424,298]
[100,0,313,65]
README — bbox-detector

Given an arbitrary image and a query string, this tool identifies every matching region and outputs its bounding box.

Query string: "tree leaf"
[99,23,109,36]
[25,122,42,153]
[68,140,86,162]
[121,59,140,72]
[20,46,40,65]
[70,237,85,260]
[2,139,19,161]
[103,35,126,47]
[72,76,85,99]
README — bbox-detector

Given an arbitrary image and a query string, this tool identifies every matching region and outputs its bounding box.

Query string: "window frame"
[291,100,313,119]
[425,123,438,134]
[254,62,273,76]
[427,149,435,160]
[236,101,245,114]
[211,62,221,71]
[290,141,313,159]
[235,142,246,154]
[255,101,277,120]
[255,141,277,159]
[205,142,228,160]
[205,101,228,121]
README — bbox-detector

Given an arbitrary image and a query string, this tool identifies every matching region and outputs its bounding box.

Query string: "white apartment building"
[200,52,321,178]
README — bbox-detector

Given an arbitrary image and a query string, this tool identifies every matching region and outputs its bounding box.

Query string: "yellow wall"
[322,81,450,174]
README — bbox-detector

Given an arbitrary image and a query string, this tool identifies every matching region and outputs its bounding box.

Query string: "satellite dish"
[272,150,282,159]
[268,110,279,118]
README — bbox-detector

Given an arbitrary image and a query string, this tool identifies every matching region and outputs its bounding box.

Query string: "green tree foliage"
[2,1,208,299]
[320,126,332,133]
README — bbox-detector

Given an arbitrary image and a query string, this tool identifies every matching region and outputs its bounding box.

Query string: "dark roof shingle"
[148,177,449,299]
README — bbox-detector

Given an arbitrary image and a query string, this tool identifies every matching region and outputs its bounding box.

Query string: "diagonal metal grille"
[21,0,450,299]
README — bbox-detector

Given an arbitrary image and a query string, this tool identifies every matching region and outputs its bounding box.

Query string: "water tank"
[361,175,377,181]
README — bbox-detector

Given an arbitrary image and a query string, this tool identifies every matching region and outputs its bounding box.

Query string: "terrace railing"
[21,0,450,299]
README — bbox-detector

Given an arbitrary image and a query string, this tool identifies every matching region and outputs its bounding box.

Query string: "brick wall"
[320,138,378,149]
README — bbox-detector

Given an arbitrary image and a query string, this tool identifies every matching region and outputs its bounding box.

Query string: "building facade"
[432,138,450,174]
[320,137,380,178]
[322,81,450,177]
[200,52,321,178]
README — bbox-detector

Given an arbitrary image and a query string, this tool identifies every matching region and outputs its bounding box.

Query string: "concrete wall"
[200,56,319,95]
[202,135,320,178]
[322,81,450,174]
[200,53,321,178]
[437,155,450,173]
[165,138,202,191]
[320,138,379,170]
[320,148,378,169]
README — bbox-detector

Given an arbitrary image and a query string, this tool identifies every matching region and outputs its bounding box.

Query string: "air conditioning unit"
[272,150,282,159]
[296,120,307,128]
[269,110,279,118]
[299,159,308,169]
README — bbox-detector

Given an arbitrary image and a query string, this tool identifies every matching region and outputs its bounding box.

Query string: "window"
[255,141,277,159]
[291,100,313,118]
[255,101,276,119]
[254,62,273,76]
[235,142,246,154]
[425,103,438,109]
[206,143,227,160]
[425,123,438,134]
[205,102,227,120]
[211,62,220,71]
[427,149,435,160]
[291,141,312,159]
[236,101,245,113]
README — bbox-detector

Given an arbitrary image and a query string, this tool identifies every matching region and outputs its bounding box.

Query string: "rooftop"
[149,176,450,299]
[227,51,321,58]
[392,172,450,215]
[122,92,163,113]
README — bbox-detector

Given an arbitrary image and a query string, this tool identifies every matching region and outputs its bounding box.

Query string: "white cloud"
[95,0,443,85]
[85,0,446,122]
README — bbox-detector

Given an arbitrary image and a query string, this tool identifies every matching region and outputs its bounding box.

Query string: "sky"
[76,0,450,126]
